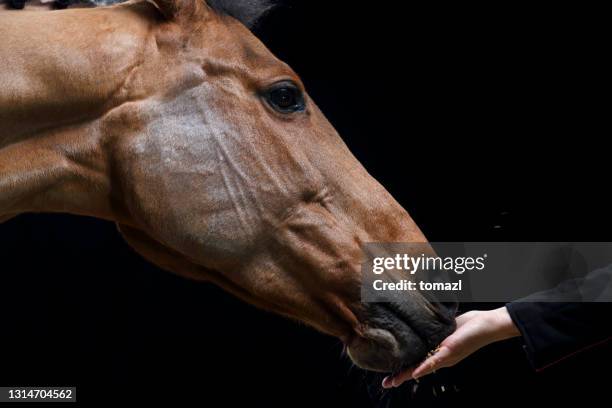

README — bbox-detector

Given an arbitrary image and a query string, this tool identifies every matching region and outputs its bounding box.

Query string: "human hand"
[382,306,520,388]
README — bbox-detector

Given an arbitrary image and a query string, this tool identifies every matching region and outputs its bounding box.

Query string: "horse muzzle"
[346,300,457,372]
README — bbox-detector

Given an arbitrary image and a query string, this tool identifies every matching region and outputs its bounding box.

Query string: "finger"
[381,366,414,389]
[390,367,414,388]
[412,345,452,379]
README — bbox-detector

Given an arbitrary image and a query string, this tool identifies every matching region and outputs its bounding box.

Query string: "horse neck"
[0,4,155,224]
[0,120,117,222]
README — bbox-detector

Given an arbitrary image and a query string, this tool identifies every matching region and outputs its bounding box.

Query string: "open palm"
[383,307,520,388]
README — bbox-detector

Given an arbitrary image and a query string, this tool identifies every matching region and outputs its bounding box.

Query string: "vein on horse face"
[215,131,259,236]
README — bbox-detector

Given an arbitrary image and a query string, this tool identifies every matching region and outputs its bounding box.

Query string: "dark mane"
[206,0,275,28]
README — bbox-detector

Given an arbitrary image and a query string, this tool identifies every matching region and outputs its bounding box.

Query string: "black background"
[0,1,609,406]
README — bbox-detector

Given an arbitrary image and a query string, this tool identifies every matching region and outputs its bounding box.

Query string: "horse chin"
[346,327,429,373]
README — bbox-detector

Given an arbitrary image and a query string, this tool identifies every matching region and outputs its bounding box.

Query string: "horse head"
[0,0,456,373]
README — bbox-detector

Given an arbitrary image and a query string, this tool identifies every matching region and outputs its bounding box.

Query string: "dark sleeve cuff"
[506,302,612,371]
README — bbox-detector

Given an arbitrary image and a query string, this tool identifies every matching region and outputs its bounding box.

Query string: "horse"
[0,0,456,374]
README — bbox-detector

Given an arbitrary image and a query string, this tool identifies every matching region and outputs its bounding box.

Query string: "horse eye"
[264,82,305,114]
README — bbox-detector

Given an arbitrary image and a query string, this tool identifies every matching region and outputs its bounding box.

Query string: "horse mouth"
[346,301,456,373]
